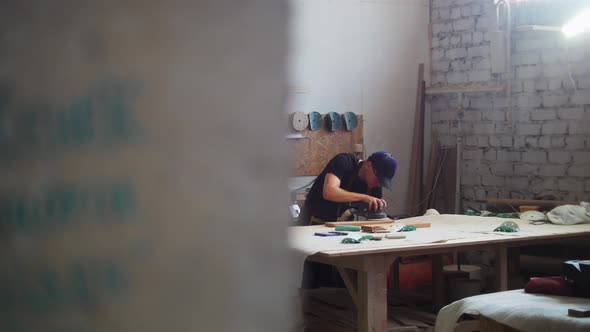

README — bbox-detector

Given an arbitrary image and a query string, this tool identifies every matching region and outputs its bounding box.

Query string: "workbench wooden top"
[288,214,590,257]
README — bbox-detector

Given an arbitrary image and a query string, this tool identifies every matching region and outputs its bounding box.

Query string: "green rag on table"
[494,225,518,232]
[341,235,374,244]
[399,225,417,232]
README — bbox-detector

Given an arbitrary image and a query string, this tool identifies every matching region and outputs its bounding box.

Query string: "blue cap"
[368,151,397,190]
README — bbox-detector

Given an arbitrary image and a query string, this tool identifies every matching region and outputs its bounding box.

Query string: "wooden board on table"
[325,220,393,227]
[361,225,391,233]
[325,220,431,228]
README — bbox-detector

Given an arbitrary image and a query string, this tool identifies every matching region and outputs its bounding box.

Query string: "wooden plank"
[325,220,430,228]
[362,225,391,233]
[407,64,425,217]
[325,220,394,227]
[423,128,440,212]
[398,221,431,228]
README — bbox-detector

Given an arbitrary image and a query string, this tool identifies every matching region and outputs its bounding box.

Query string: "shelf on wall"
[425,85,505,95]
[513,25,562,32]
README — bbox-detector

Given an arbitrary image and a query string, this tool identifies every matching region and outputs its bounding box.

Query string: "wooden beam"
[407,63,425,216]
[357,255,389,332]
[496,243,508,291]
[337,266,359,308]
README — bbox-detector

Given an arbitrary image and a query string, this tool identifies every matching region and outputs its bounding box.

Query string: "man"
[299,150,397,225]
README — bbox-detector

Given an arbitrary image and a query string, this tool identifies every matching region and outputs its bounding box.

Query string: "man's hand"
[363,195,386,212]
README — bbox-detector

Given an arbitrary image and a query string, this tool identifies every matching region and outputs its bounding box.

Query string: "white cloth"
[435,289,590,332]
[547,202,590,225]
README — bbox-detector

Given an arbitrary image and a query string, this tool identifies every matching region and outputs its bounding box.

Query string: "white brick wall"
[516,124,541,136]
[463,148,483,160]
[530,109,556,121]
[548,151,571,163]
[453,18,475,31]
[572,151,590,163]
[516,66,541,79]
[566,136,586,149]
[551,137,565,148]
[569,122,590,135]
[538,165,567,176]
[491,163,513,175]
[558,178,584,192]
[482,110,505,122]
[558,108,584,120]
[468,70,491,82]
[429,0,590,209]
[482,175,505,187]
[467,45,489,58]
[490,136,512,147]
[446,47,467,60]
[515,164,539,174]
[572,93,590,106]
[541,122,567,135]
[497,150,521,162]
[522,151,546,163]
[542,93,569,107]
[569,165,590,177]
[507,177,529,190]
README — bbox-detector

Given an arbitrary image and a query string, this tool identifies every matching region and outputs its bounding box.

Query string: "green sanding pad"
[335,225,361,232]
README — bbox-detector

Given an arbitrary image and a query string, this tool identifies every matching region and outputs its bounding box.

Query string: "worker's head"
[366,151,397,190]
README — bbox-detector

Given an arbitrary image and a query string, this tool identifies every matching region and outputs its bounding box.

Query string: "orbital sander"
[338,201,389,221]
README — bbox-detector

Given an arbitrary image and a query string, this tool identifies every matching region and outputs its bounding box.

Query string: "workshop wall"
[429,0,590,211]
[287,0,430,215]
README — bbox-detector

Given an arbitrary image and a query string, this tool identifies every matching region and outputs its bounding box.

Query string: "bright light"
[562,7,590,38]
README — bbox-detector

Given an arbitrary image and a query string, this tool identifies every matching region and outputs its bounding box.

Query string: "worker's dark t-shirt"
[302,153,382,223]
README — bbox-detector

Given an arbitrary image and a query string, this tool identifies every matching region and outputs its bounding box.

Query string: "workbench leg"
[496,244,508,291]
[507,247,520,290]
[357,256,388,332]
[432,254,445,307]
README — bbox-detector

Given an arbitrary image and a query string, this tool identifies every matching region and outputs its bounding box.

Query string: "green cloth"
[494,225,518,232]
[399,225,417,232]
[341,235,374,244]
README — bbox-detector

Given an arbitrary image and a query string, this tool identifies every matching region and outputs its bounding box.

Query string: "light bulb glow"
[562,7,590,38]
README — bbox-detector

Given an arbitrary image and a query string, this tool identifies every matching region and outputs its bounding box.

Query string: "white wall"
[288,0,430,215]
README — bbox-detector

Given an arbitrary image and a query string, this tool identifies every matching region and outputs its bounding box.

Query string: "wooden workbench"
[288,214,590,332]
